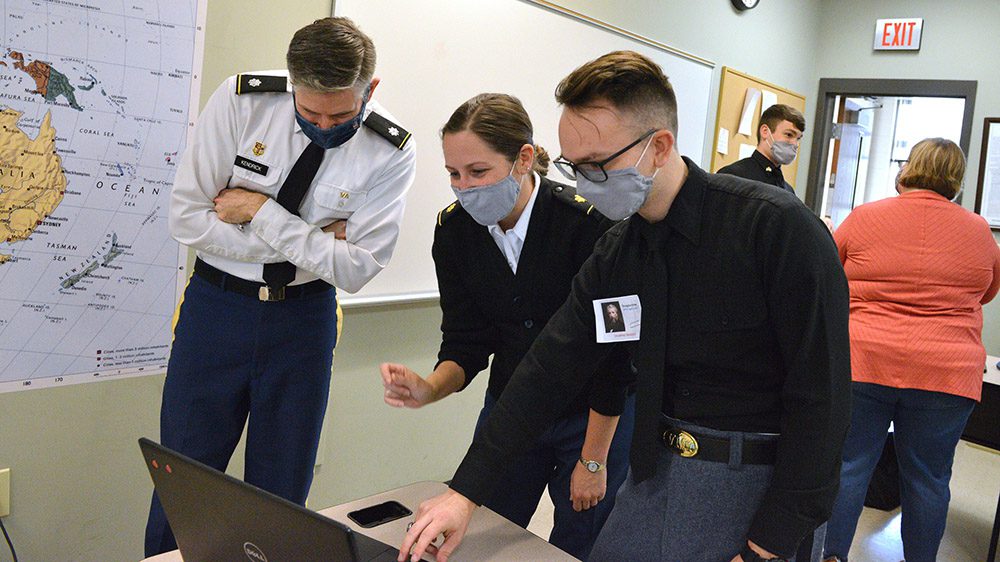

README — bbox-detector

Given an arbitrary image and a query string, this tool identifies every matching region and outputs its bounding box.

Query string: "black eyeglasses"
[554,129,656,183]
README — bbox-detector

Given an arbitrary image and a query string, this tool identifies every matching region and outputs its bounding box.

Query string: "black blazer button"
[513,296,521,305]
[524,319,534,329]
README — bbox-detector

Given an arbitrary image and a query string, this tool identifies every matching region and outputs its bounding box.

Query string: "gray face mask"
[765,128,798,166]
[575,137,658,221]
[452,162,521,226]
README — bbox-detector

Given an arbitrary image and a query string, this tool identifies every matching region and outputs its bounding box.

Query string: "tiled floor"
[526,441,1000,561]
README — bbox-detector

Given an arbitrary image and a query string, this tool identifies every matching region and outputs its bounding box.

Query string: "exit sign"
[874,18,923,51]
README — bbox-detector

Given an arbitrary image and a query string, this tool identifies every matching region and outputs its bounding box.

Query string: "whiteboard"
[334,0,714,307]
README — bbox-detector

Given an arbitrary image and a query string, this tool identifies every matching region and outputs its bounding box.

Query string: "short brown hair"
[757,104,805,143]
[898,137,966,199]
[555,50,678,136]
[286,17,375,92]
[441,93,550,176]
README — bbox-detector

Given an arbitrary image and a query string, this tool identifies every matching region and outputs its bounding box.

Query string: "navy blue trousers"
[474,391,636,561]
[144,274,338,556]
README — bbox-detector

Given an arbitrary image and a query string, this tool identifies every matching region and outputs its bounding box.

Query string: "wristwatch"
[740,543,786,562]
[579,458,605,473]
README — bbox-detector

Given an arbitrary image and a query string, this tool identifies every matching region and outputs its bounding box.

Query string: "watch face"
[586,461,600,472]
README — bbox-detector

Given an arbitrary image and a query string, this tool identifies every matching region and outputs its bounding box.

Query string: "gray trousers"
[589,416,824,562]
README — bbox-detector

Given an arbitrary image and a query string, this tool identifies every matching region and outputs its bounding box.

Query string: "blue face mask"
[294,85,370,149]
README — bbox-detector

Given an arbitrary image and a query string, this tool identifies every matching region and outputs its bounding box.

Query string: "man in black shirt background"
[399,51,849,562]
[718,103,805,193]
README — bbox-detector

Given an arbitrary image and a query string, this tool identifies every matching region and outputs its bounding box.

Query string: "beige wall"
[1,1,998,560]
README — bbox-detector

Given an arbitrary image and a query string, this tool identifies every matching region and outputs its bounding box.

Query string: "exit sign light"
[874,18,923,51]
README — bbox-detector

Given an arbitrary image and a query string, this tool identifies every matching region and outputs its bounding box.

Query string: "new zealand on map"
[0,0,203,392]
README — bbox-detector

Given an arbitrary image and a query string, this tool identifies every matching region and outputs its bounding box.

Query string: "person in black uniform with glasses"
[380,93,634,561]
[400,52,848,562]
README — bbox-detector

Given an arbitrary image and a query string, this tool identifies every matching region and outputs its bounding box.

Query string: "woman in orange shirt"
[824,138,1000,562]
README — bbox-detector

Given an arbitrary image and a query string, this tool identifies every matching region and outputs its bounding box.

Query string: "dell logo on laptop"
[243,542,268,562]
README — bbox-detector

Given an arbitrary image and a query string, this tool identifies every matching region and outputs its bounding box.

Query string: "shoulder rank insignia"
[552,183,595,215]
[437,201,460,226]
[235,74,288,95]
[364,111,412,150]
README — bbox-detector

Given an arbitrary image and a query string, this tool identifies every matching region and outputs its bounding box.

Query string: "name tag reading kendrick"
[593,295,641,342]
[234,155,269,176]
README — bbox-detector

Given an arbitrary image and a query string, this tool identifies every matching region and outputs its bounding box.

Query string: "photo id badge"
[593,295,641,342]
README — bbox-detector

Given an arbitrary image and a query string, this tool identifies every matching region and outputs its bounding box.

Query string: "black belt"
[661,423,777,465]
[193,258,332,302]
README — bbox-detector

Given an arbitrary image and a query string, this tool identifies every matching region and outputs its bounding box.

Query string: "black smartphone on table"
[347,500,412,528]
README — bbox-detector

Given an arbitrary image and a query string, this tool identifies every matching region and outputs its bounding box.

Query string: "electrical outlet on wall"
[0,468,9,517]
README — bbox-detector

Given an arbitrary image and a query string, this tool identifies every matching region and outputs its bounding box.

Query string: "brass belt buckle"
[258,286,285,302]
[663,429,699,458]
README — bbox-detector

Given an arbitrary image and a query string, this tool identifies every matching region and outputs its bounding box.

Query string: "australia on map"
[0,0,203,392]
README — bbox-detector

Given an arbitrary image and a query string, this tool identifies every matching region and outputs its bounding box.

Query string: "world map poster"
[0,0,204,392]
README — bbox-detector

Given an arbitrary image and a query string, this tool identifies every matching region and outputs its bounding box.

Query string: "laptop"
[139,438,400,562]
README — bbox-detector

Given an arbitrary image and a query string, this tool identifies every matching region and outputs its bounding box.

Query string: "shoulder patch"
[437,201,460,226]
[364,111,412,150]
[551,183,595,215]
[235,74,288,95]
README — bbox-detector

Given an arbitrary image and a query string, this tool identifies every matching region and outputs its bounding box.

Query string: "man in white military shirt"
[145,17,416,556]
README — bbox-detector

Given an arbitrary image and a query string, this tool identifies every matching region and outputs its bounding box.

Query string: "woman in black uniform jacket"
[380,93,635,560]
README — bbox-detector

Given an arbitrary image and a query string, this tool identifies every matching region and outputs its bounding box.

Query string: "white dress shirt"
[169,71,417,293]
[486,172,540,274]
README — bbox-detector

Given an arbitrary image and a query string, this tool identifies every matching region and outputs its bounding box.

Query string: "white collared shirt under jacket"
[169,71,417,293]
[486,172,540,274]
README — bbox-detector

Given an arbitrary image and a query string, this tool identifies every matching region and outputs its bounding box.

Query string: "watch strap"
[579,458,605,472]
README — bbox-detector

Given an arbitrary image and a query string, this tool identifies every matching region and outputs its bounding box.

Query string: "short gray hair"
[286,17,375,93]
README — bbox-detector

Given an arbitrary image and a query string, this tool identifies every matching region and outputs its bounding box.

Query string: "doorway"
[805,79,977,227]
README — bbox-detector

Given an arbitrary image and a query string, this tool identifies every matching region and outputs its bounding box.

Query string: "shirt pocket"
[230,154,283,192]
[690,287,766,332]
[314,183,368,218]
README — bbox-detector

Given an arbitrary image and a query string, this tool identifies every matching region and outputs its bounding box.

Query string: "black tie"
[629,222,671,482]
[262,142,325,288]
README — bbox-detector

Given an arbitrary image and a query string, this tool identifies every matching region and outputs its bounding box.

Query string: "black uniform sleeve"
[432,224,497,390]
[581,218,635,416]
[747,203,852,557]
[448,225,626,504]
[587,344,634,416]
